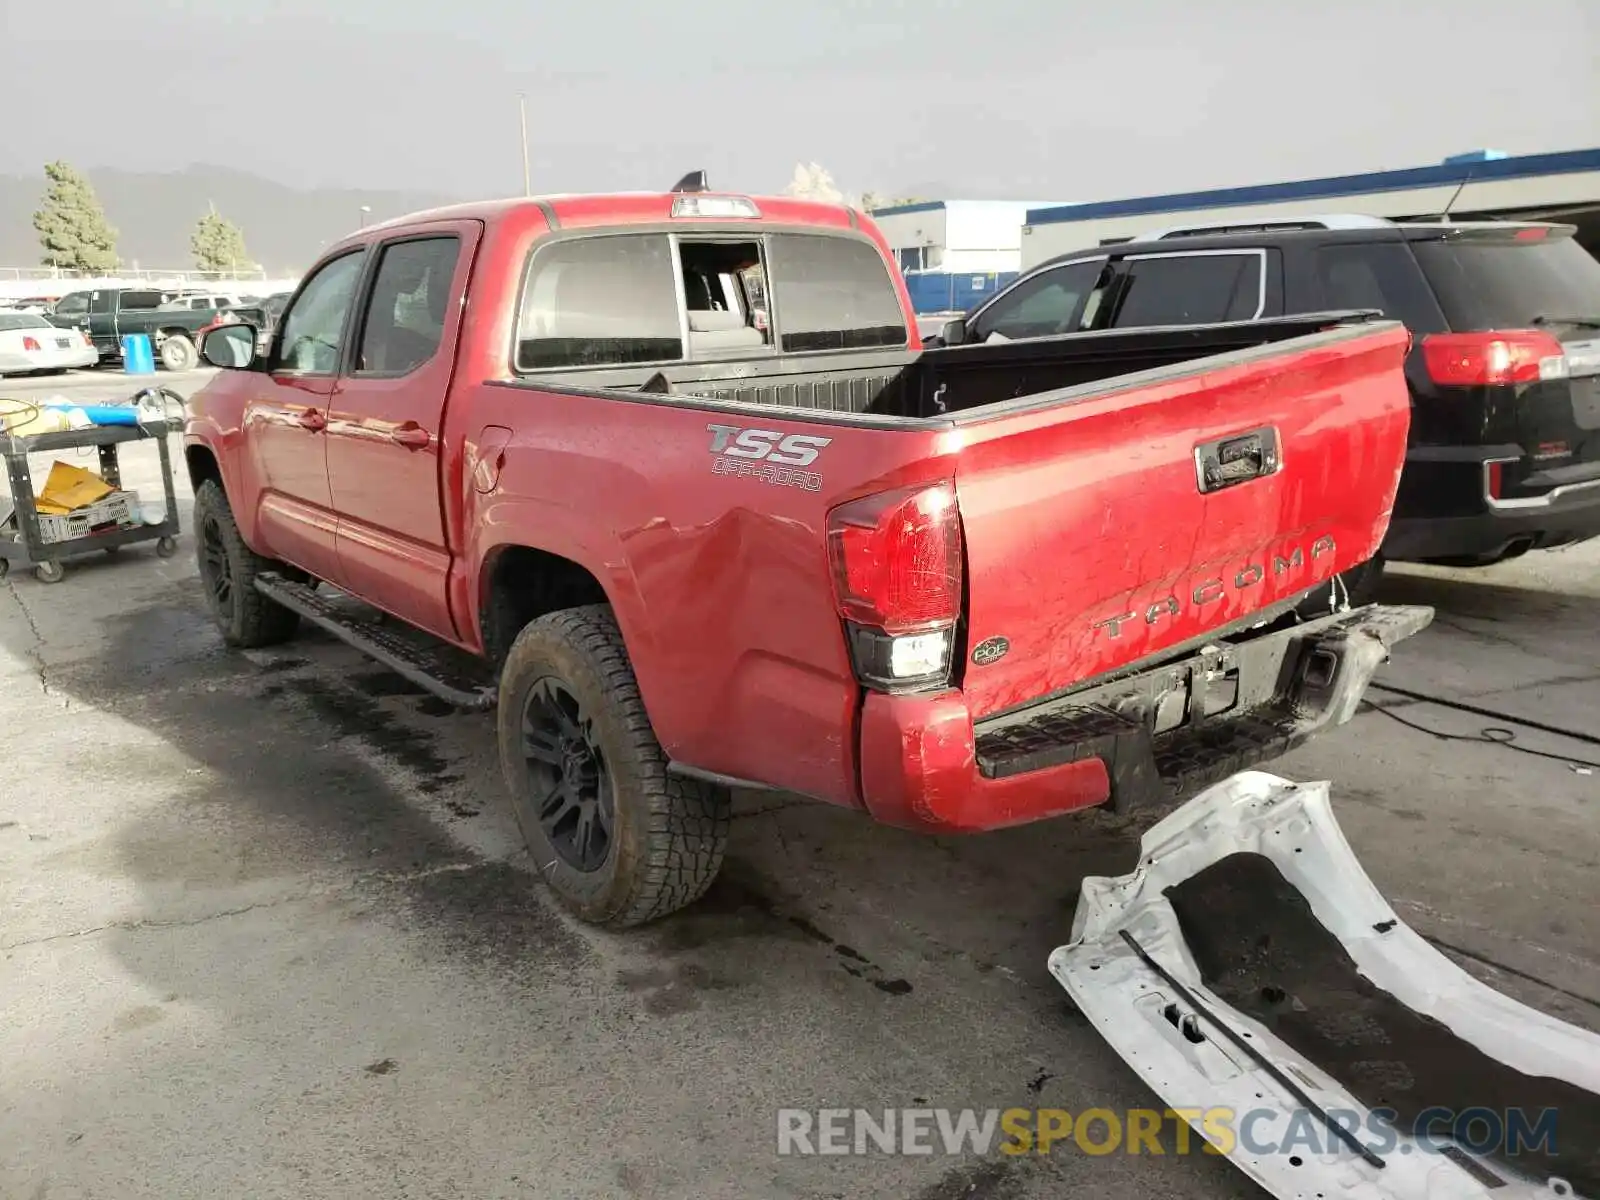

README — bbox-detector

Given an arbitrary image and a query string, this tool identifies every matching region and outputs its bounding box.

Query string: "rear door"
[1407,228,1600,502]
[327,223,478,640]
[1100,248,1278,328]
[950,321,1413,719]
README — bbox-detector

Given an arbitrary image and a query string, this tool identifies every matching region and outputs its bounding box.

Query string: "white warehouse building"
[868,199,1076,313]
[870,199,1076,275]
[1020,147,1600,268]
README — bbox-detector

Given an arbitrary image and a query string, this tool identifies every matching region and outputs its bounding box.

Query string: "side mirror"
[201,323,259,370]
[941,317,968,346]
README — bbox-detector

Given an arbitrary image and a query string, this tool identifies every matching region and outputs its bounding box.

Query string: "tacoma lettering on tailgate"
[1092,535,1336,639]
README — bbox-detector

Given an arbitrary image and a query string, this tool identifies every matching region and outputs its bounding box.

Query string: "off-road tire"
[497,605,731,929]
[160,333,198,371]
[193,479,301,647]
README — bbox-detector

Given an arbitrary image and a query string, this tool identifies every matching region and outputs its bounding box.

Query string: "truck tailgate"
[952,321,1412,720]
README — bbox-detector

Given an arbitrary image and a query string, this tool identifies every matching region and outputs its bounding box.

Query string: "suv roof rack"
[1129,214,1395,241]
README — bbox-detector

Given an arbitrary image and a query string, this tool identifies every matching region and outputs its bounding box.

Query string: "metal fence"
[0,268,302,303]
[0,266,280,282]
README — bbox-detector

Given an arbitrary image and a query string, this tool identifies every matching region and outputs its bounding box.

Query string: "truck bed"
[524,310,1379,420]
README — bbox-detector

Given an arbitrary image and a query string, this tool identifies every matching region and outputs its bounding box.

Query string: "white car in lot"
[0,310,99,376]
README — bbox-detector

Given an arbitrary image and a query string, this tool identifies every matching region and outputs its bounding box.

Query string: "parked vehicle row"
[185,187,1430,929]
[938,215,1600,587]
[43,286,225,370]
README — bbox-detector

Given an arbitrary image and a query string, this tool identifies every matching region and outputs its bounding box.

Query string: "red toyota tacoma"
[184,186,1432,928]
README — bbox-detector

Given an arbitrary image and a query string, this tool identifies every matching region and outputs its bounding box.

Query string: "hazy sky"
[3,0,1596,203]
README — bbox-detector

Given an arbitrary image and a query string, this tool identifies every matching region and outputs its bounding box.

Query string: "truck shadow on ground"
[1376,563,1600,627]
[16,561,1599,1022]
[6,578,1267,1198]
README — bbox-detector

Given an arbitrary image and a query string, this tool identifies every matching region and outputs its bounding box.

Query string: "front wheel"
[159,334,198,371]
[193,479,300,647]
[497,606,731,929]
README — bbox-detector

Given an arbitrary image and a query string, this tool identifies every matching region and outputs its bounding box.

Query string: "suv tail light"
[1421,330,1568,387]
[827,481,963,691]
[21,336,41,352]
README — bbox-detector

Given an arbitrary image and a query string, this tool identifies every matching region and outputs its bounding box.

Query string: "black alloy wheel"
[521,676,615,872]
[199,510,233,614]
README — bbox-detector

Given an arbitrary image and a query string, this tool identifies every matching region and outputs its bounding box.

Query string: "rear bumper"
[1386,448,1600,561]
[0,347,98,373]
[858,604,1433,834]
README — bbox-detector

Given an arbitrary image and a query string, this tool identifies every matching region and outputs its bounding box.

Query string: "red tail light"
[828,482,962,632]
[1421,330,1567,387]
[827,482,963,691]
[21,336,41,352]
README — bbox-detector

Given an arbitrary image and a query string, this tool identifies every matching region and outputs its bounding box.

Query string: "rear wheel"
[160,333,198,371]
[497,605,730,929]
[193,479,301,647]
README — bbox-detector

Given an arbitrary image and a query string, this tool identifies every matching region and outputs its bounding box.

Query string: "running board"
[254,573,497,711]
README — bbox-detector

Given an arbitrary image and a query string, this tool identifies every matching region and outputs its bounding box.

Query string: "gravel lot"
[2,369,1597,1199]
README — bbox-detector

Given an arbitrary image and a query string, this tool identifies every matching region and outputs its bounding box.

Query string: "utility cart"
[0,419,181,584]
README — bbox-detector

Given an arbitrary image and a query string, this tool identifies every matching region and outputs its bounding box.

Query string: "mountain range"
[0,164,461,275]
[0,163,961,279]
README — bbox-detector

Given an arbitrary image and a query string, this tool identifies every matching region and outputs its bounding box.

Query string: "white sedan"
[0,311,98,376]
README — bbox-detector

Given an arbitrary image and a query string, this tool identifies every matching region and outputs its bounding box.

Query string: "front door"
[326,225,477,640]
[244,248,367,582]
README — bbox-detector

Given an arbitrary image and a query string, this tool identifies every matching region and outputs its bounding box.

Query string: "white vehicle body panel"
[0,323,98,374]
[1050,771,1598,1199]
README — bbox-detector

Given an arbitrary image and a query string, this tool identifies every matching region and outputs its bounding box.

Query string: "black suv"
[941,216,1600,593]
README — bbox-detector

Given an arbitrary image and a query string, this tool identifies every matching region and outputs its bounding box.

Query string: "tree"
[191,204,256,274]
[32,161,119,272]
[859,192,928,211]
[784,162,844,204]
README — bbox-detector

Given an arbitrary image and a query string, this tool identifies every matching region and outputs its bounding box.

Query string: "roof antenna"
[671,170,709,194]
[1436,166,1473,224]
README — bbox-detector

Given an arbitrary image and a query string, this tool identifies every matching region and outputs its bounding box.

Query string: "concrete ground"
[2,370,1597,1200]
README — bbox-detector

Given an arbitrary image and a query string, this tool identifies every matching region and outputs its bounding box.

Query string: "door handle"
[1195,427,1280,494]
[391,423,432,450]
[297,408,327,432]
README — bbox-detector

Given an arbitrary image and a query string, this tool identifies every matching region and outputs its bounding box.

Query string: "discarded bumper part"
[975,602,1434,813]
[1050,771,1600,1199]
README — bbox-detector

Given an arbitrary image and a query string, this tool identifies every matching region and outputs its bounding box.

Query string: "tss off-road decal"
[706,423,831,492]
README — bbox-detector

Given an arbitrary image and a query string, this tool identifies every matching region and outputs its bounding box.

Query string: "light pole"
[518,92,531,196]
[358,205,372,228]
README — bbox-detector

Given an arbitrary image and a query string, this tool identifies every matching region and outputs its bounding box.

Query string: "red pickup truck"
[185,187,1432,928]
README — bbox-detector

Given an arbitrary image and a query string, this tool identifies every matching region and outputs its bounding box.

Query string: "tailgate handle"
[1195,428,1280,494]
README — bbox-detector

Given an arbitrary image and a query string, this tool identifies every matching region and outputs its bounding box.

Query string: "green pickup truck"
[44,287,225,370]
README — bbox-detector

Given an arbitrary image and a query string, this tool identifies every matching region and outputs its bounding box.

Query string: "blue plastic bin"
[121,333,155,375]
